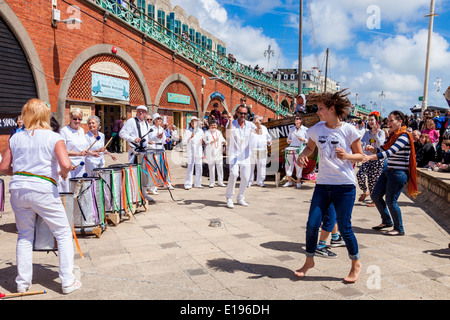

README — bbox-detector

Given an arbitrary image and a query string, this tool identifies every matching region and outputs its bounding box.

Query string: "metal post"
[298,0,303,95]
[422,0,437,116]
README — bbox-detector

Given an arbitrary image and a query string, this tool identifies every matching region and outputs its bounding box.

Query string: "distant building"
[270,68,340,94]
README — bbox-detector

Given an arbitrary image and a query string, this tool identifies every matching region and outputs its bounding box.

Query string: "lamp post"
[422,0,437,117]
[379,91,385,117]
[264,45,275,73]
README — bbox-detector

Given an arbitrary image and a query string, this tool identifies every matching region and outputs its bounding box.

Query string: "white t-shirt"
[85,131,105,168]
[147,125,166,151]
[9,130,64,192]
[60,125,89,165]
[250,125,271,151]
[183,128,204,161]
[227,119,257,164]
[204,129,225,162]
[287,125,308,148]
[307,122,360,186]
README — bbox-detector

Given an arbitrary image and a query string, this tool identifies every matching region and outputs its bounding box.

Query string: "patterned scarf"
[382,126,419,198]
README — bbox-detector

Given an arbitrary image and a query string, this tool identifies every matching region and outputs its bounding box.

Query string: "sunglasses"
[72,118,82,121]
[238,112,247,115]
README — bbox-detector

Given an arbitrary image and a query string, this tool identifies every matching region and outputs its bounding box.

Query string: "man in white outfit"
[119,105,150,164]
[249,116,272,187]
[225,105,262,208]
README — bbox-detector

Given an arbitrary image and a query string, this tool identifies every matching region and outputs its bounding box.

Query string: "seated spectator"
[416,133,436,167]
[428,139,450,172]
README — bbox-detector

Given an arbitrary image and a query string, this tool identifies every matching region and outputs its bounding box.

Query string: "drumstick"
[71,161,85,170]
[104,136,113,149]
[0,290,47,299]
[86,136,101,151]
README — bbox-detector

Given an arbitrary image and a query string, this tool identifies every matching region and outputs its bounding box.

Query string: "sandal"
[358,192,369,202]
[367,202,375,207]
[385,230,405,236]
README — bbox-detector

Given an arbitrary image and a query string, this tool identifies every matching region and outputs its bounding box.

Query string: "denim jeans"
[371,168,408,232]
[305,184,359,260]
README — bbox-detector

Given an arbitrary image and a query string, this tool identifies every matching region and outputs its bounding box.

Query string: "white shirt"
[119,117,150,149]
[227,119,257,164]
[60,125,89,165]
[204,129,225,162]
[287,125,308,148]
[85,131,105,167]
[307,122,361,186]
[183,127,204,160]
[147,125,166,151]
[9,130,63,193]
[250,125,271,151]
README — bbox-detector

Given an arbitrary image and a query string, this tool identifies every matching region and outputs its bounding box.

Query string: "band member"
[225,105,262,208]
[183,116,204,189]
[59,108,95,192]
[204,120,226,188]
[283,114,308,188]
[249,116,272,187]
[119,105,150,164]
[147,113,170,193]
[0,99,81,294]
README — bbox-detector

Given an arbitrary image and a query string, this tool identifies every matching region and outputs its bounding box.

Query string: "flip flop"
[372,224,393,230]
[358,193,369,202]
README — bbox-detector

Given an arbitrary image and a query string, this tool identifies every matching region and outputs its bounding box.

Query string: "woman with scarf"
[363,110,419,236]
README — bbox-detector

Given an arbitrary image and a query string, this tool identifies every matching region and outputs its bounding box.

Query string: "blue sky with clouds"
[171,0,450,115]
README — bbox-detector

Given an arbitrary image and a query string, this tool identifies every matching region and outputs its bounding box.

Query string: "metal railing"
[87,0,300,116]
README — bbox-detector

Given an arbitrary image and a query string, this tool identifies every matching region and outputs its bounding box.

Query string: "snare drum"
[69,177,106,237]
[121,163,146,211]
[139,149,170,188]
[93,166,124,225]
[33,193,74,252]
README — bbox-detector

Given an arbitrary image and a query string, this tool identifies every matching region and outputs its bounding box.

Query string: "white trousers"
[226,161,251,201]
[285,152,303,178]
[10,189,75,289]
[250,157,267,185]
[208,160,224,185]
[185,161,202,188]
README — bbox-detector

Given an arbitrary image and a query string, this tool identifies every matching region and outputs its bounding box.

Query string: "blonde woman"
[0,99,81,294]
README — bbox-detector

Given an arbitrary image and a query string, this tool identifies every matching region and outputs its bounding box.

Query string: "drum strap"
[14,171,57,186]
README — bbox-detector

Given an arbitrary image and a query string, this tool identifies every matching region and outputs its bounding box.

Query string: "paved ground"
[0,148,449,304]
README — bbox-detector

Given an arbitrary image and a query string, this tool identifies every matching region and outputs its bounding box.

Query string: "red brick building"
[0,0,292,151]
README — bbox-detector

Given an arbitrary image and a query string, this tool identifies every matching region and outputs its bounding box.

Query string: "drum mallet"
[71,161,85,170]
[86,136,101,151]
[0,290,47,299]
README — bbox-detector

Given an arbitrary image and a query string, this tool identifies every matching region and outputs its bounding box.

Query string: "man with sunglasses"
[119,105,150,164]
[225,105,262,208]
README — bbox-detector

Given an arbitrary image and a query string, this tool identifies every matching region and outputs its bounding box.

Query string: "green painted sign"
[168,93,191,105]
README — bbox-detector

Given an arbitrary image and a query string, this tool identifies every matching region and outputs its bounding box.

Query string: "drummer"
[0,98,81,294]
[119,105,150,164]
[183,116,204,189]
[283,114,308,188]
[85,115,117,176]
[59,108,98,192]
[147,112,171,193]
[248,115,272,187]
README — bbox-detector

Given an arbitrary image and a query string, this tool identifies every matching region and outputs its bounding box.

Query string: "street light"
[379,91,385,117]
[263,45,275,72]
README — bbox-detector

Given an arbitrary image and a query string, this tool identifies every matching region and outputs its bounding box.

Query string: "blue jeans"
[371,168,408,232]
[305,184,359,260]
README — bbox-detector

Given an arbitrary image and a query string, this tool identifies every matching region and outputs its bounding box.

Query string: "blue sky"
[171,0,450,116]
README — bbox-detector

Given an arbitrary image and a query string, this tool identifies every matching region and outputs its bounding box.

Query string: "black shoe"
[315,247,337,258]
[329,235,346,248]
[372,224,393,230]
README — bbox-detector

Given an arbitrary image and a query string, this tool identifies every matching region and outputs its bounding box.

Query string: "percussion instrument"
[33,193,74,252]
[138,149,172,189]
[69,177,106,238]
[116,163,146,215]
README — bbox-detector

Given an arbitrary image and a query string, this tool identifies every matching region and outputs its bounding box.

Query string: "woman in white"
[204,120,226,187]
[183,116,204,189]
[85,115,117,176]
[283,115,308,188]
[0,99,81,294]
[146,113,169,194]
[249,116,272,187]
[59,108,94,192]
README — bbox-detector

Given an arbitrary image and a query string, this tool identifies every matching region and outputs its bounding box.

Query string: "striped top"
[376,133,410,171]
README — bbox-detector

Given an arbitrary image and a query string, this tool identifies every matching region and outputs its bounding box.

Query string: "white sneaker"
[168,184,175,190]
[62,280,82,294]
[226,199,234,208]
[237,198,249,206]
[17,285,30,293]
[282,182,292,187]
[184,185,191,190]
[218,182,226,187]
[296,183,302,189]
[247,182,253,187]
[209,184,214,188]
[258,183,265,187]
[148,188,158,195]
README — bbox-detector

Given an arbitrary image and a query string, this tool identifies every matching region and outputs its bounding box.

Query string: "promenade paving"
[0,148,449,303]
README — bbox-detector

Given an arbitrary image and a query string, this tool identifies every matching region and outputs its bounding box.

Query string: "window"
[302,73,307,80]
[174,20,181,35]
[283,74,288,80]
[290,74,295,80]
[195,31,201,46]
[147,4,155,21]
[137,0,145,12]
[207,38,212,50]
[182,24,188,34]
[189,28,195,42]
[157,9,165,31]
